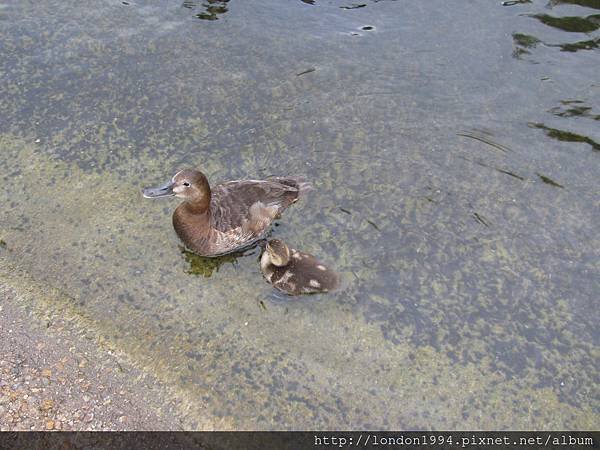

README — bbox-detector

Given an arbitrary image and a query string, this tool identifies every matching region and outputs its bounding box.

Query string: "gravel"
[0,285,184,431]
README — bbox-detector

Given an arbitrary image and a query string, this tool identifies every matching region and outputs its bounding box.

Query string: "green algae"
[1,134,598,429]
[181,246,246,277]
[0,258,230,429]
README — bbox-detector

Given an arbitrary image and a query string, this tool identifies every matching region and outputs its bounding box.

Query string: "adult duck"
[143,169,310,257]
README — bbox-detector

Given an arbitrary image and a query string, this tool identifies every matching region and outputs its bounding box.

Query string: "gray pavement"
[0,283,182,431]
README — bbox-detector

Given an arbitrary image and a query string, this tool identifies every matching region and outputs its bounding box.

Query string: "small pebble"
[40,399,54,411]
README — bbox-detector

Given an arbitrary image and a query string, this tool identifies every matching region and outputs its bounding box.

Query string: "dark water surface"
[1,0,598,429]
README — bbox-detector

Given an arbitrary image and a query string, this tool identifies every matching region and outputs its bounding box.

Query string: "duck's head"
[265,239,291,267]
[142,169,210,202]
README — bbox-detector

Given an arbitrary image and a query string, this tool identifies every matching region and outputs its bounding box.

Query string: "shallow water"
[1,0,599,429]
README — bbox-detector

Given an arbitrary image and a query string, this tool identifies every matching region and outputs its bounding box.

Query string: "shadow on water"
[180,245,253,277]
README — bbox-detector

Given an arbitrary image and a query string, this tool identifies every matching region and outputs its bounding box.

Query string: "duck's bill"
[142,180,175,198]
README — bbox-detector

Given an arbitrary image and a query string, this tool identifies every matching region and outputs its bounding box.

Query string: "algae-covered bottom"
[0,0,598,429]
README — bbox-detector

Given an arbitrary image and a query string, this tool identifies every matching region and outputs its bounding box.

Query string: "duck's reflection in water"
[180,245,257,277]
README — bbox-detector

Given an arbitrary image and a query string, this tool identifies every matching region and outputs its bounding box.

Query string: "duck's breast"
[172,205,212,254]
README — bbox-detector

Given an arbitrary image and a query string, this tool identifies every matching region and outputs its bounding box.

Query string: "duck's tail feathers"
[269,176,314,196]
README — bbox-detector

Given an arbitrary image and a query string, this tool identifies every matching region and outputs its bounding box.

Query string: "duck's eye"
[183,182,190,187]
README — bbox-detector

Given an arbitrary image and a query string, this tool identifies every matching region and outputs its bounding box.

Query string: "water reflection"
[502,0,532,5]
[514,4,600,155]
[531,13,600,33]
[472,212,491,227]
[536,173,564,188]
[512,33,541,58]
[512,33,599,56]
[559,37,599,51]
[181,245,248,277]
[183,0,230,21]
[340,4,367,9]
[528,123,600,151]
[512,1,600,57]
[547,0,600,9]
[300,0,395,8]
[550,100,600,120]
[457,154,527,182]
[457,129,513,153]
[2,0,599,430]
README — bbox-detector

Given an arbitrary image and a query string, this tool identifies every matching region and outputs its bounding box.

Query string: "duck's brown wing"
[210,178,307,233]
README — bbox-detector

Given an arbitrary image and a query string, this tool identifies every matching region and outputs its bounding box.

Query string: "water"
[1,0,598,429]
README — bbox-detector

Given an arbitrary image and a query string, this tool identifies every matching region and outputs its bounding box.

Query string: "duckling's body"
[143,170,310,257]
[261,239,340,295]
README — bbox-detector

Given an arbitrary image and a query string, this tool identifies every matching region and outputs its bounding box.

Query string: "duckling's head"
[143,169,210,203]
[265,239,291,267]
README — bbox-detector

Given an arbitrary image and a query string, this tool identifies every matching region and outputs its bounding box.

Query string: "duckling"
[260,239,340,295]
[143,169,310,257]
